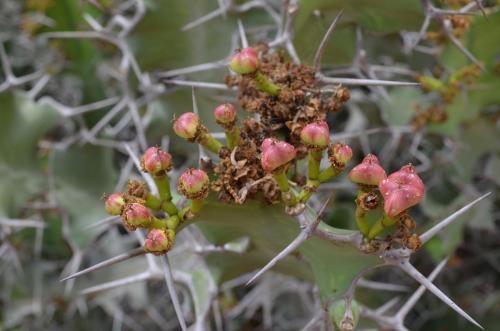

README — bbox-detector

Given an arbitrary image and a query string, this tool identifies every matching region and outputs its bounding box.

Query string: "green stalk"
[154,175,172,201]
[272,170,290,192]
[150,217,167,230]
[368,216,396,240]
[190,199,204,214]
[318,166,342,183]
[161,200,178,216]
[200,133,223,154]
[298,179,320,202]
[144,193,161,210]
[225,127,240,150]
[355,191,370,236]
[255,72,280,96]
[308,150,323,181]
[166,215,180,230]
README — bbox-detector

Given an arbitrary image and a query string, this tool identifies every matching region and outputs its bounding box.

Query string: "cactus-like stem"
[254,72,280,96]
[318,166,342,183]
[308,150,323,180]
[200,133,223,154]
[225,127,240,150]
[368,216,396,239]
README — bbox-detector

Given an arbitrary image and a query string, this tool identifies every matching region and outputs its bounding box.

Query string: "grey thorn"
[191,87,199,115]
[420,192,491,244]
[443,20,485,71]
[80,271,151,296]
[319,75,419,86]
[182,7,225,31]
[396,258,448,319]
[84,215,120,230]
[163,79,233,91]
[160,255,188,331]
[399,261,483,329]
[237,19,249,48]
[357,278,409,292]
[313,9,344,70]
[60,247,146,282]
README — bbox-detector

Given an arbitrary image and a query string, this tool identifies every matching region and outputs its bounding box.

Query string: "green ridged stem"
[368,216,396,239]
[318,166,342,183]
[225,127,240,150]
[255,72,280,96]
[308,150,323,181]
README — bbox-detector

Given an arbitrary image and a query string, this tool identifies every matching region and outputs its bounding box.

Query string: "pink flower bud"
[105,193,125,215]
[230,47,259,74]
[173,112,200,139]
[300,121,330,149]
[348,154,387,186]
[379,164,425,217]
[141,147,172,175]
[214,103,237,126]
[261,138,296,172]
[144,228,175,255]
[123,203,152,230]
[177,168,210,200]
[329,143,353,168]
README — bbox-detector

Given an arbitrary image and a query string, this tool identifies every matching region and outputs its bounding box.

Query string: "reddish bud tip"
[144,228,175,255]
[177,168,210,200]
[379,164,425,217]
[173,112,199,139]
[329,143,353,168]
[348,154,387,186]
[230,47,259,74]
[123,203,152,230]
[105,193,125,215]
[300,121,330,149]
[141,147,172,175]
[214,103,237,126]
[261,138,296,173]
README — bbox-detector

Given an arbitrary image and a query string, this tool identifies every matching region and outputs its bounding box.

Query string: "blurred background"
[0,0,499,330]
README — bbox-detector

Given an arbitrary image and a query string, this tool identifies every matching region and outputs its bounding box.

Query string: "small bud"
[261,138,296,173]
[214,103,237,127]
[177,168,210,200]
[379,164,425,217]
[300,121,330,149]
[123,203,152,230]
[144,228,175,255]
[330,300,359,331]
[141,147,172,175]
[348,154,387,186]
[230,47,259,74]
[328,143,353,168]
[173,112,200,140]
[105,193,125,215]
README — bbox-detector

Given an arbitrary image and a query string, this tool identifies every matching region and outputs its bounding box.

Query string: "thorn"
[420,192,491,244]
[313,9,344,70]
[318,75,419,86]
[80,271,151,295]
[473,0,488,19]
[443,20,485,71]
[160,255,188,331]
[162,79,233,91]
[60,248,146,282]
[191,87,199,115]
[376,296,401,314]
[181,7,225,31]
[357,278,409,292]
[237,19,249,48]
[84,215,120,230]
[396,258,448,318]
[399,261,483,329]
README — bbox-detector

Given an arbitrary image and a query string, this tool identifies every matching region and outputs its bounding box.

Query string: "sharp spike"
[84,215,120,230]
[319,75,419,86]
[162,79,233,91]
[237,19,249,48]
[443,20,485,71]
[191,87,199,115]
[376,297,401,314]
[399,261,483,329]
[60,248,146,282]
[160,255,188,331]
[357,278,409,292]
[182,7,225,31]
[313,9,344,69]
[420,192,491,244]
[80,271,151,295]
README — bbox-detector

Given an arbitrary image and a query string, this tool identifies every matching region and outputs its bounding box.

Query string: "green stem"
[166,215,180,230]
[200,133,223,154]
[308,150,323,181]
[318,166,342,183]
[355,205,370,236]
[154,176,172,201]
[298,179,320,202]
[368,216,396,239]
[161,200,178,216]
[272,171,290,192]
[225,127,240,150]
[150,217,167,230]
[144,193,161,210]
[255,71,280,96]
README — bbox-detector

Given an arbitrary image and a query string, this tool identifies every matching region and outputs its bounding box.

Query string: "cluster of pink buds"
[348,154,425,245]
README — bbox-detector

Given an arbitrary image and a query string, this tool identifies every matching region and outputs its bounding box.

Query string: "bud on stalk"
[105,193,126,215]
[122,203,153,230]
[214,103,240,149]
[173,112,222,154]
[177,169,210,218]
[144,228,175,255]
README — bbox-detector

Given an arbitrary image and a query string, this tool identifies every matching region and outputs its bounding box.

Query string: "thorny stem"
[254,72,280,96]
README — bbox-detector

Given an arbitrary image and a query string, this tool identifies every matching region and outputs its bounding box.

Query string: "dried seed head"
[328,143,353,168]
[379,164,425,217]
[141,146,172,175]
[348,154,387,186]
[173,112,200,139]
[300,121,330,149]
[144,228,175,255]
[214,103,237,124]
[105,193,125,215]
[230,47,259,74]
[260,138,296,173]
[122,203,152,230]
[330,300,359,331]
[177,168,210,200]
